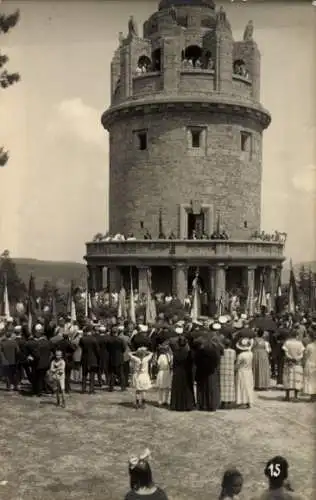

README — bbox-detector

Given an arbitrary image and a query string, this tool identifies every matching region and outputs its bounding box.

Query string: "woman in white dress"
[129,347,153,409]
[303,327,316,401]
[235,337,254,408]
[156,345,173,407]
[282,330,305,401]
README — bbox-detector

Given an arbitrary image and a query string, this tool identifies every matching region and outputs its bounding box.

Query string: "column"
[175,263,188,304]
[138,266,149,297]
[108,266,121,293]
[215,263,226,306]
[208,266,216,316]
[102,266,108,290]
[247,266,256,316]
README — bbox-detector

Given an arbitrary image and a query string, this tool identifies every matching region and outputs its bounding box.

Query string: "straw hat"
[218,315,228,325]
[212,322,221,331]
[240,313,248,320]
[236,337,254,351]
[139,324,148,333]
[175,327,183,335]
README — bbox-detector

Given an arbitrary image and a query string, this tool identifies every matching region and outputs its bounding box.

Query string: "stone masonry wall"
[108,110,262,239]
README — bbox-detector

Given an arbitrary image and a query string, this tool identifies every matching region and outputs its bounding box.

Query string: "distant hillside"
[13,258,86,291]
[282,261,316,283]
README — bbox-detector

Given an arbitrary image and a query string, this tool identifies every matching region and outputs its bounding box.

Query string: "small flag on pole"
[129,267,136,323]
[3,273,10,319]
[288,259,297,314]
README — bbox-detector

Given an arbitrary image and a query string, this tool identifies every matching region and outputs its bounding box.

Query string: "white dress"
[236,350,254,405]
[129,353,153,391]
[156,353,173,390]
[303,341,316,395]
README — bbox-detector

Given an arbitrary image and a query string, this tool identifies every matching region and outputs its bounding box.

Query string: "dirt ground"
[0,383,314,500]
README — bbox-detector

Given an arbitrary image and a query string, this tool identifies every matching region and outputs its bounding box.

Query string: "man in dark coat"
[79,326,100,394]
[33,325,53,396]
[0,330,20,391]
[106,326,125,391]
[55,333,75,393]
[194,338,221,412]
[96,325,110,387]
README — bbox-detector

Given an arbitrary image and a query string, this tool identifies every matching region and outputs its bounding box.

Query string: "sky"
[0,0,315,264]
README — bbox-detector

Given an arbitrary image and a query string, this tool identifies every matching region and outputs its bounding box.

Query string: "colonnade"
[86,263,280,310]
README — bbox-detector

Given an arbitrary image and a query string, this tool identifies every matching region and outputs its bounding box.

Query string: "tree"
[0,8,20,166]
[0,249,26,302]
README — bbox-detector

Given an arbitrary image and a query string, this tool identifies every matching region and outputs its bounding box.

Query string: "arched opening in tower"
[137,55,152,73]
[183,45,203,68]
[233,59,249,79]
[151,48,161,71]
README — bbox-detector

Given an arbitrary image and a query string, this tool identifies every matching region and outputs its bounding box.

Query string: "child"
[129,347,153,409]
[50,350,66,408]
[219,468,243,499]
[156,344,173,407]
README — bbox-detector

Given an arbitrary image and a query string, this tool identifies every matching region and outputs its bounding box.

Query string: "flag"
[190,270,201,320]
[246,284,254,317]
[258,272,267,309]
[129,267,136,323]
[118,286,127,318]
[67,280,77,323]
[217,296,224,317]
[26,274,37,332]
[3,273,10,319]
[145,269,156,324]
[84,290,92,319]
[51,292,58,323]
[288,259,297,314]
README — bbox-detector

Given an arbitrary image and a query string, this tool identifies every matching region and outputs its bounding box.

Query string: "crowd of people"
[92,228,286,243]
[0,308,315,411]
[0,306,313,500]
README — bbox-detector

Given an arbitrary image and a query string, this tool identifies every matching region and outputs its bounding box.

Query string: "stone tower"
[102,0,270,240]
[86,0,284,311]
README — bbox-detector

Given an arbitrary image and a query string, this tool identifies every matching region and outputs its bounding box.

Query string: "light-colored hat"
[236,337,254,351]
[139,324,148,333]
[136,346,148,353]
[212,323,221,331]
[224,314,231,322]
[233,319,243,329]
[99,326,106,333]
[218,316,228,325]
[175,327,183,335]
[35,324,43,332]
[14,325,22,332]
[118,325,124,331]
[176,320,185,327]
[240,313,247,320]
[7,317,13,323]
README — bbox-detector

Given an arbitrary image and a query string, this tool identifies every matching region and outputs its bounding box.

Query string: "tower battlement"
[109,2,264,109]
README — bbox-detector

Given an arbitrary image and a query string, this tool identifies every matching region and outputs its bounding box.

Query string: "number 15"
[268,464,281,477]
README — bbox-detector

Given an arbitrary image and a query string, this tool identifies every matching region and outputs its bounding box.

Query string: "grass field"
[0,384,314,500]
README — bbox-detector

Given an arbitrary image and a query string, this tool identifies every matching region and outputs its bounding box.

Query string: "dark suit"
[96,333,110,386]
[33,336,53,396]
[80,334,100,393]
[0,337,19,390]
[106,335,125,391]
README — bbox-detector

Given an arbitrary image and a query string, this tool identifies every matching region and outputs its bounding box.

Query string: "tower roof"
[158,0,215,10]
